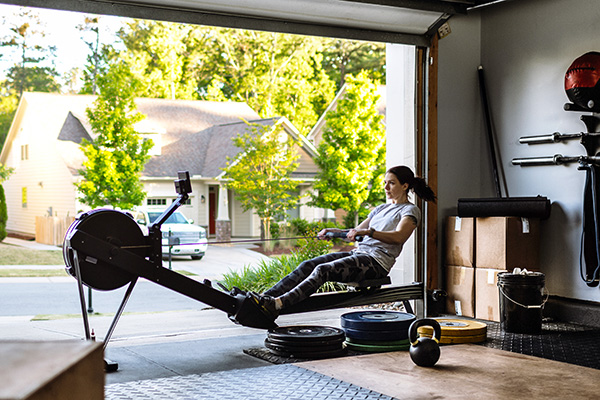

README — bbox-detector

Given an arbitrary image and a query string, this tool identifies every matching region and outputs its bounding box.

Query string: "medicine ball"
[565,51,600,112]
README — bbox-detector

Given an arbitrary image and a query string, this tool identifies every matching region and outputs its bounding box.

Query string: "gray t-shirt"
[354,202,421,271]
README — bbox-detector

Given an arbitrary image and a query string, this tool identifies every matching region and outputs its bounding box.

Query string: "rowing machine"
[63,171,424,368]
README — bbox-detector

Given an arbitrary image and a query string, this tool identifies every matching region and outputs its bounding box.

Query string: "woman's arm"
[318,218,372,241]
[350,215,417,245]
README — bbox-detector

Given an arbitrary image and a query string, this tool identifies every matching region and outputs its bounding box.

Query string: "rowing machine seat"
[345,276,391,290]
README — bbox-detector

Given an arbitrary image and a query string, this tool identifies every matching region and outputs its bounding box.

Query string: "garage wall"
[438,0,600,302]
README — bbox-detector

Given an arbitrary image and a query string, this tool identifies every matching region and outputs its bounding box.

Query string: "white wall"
[386,43,417,285]
[438,0,600,302]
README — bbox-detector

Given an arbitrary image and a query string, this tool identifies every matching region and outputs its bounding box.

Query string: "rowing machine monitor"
[174,171,192,195]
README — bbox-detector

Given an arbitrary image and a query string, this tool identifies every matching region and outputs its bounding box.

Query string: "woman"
[252,165,436,320]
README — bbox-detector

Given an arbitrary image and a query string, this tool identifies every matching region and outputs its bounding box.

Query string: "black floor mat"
[247,320,600,370]
[480,320,600,369]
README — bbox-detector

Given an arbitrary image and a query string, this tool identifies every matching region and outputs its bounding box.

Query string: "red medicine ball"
[565,51,600,112]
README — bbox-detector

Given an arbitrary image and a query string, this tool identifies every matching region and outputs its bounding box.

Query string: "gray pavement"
[0,237,353,386]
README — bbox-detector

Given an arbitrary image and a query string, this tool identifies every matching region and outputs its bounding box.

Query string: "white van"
[132,208,208,260]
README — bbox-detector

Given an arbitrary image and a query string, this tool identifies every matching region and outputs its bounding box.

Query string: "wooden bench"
[0,340,103,400]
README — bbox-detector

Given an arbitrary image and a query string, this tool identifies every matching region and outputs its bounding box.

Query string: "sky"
[0,4,127,86]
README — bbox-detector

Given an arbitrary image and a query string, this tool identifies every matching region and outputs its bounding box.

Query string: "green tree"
[1,8,60,98]
[311,71,386,225]
[0,164,14,242]
[196,28,336,135]
[112,20,209,100]
[223,121,301,241]
[0,86,18,147]
[321,39,386,89]
[77,16,102,95]
[0,9,59,146]
[76,63,152,209]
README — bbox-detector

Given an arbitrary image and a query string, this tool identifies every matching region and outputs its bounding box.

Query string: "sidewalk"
[0,236,302,384]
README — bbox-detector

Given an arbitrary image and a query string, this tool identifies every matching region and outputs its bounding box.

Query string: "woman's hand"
[347,228,369,242]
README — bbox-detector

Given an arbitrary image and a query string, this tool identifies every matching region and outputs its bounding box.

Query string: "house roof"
[1,92,318,180]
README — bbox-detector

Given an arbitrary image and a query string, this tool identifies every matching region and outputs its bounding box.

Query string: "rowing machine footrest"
[229,293,278,330]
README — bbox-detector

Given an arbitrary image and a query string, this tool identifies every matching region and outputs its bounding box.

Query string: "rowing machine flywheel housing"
[63,209,147,291]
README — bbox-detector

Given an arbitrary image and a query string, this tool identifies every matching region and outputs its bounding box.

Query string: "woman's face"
[384,172,409,202]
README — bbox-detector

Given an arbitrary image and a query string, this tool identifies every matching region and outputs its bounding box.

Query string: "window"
[21,145,28,160]
[147,198,167,206]
[172,198,191,205]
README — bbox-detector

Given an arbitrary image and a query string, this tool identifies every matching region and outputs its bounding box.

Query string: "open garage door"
[0,0,497,45]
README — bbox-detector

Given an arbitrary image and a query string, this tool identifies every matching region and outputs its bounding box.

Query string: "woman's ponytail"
[411,176,436,203]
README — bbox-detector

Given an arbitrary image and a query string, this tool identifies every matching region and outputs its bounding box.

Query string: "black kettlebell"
[408,318,441,367]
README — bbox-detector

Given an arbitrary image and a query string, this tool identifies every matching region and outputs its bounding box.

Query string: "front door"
[209,187,216,235]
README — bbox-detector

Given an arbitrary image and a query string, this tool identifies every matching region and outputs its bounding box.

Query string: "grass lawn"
[0,242,196,277]
[0,242,64,265]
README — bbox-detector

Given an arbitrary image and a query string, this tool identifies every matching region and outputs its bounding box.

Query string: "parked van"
[132,208,208,260]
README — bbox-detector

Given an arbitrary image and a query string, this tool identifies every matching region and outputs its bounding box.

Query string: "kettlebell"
[408,318,441,367]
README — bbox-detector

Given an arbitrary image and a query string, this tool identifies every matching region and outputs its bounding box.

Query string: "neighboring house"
[0,92,327,239]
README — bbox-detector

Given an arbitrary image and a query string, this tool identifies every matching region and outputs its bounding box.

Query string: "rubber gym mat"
[105,364,396,400]
[480,320,600,370]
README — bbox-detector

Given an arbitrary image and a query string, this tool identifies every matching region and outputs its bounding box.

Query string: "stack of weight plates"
[265,326,347,359]
[417,318,487,344]
[341,311,416,352]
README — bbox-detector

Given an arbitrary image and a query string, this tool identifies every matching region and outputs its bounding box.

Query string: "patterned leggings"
[263,252,388,309]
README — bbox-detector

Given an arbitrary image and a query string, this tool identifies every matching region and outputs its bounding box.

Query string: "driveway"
[0,237,354,386]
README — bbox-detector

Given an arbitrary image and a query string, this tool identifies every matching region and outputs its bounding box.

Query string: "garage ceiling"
[0,0,501,46]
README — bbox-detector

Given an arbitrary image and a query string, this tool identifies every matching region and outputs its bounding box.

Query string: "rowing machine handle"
[325,231,363,242]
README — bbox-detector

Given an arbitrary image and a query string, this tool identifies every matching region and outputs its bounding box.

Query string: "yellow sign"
[21,187,27,208]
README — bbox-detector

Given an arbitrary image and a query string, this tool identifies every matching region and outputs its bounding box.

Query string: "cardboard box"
[445,216,475,267]
[445,265,475,318]
[475,268,506,322]
[476,217,540,271]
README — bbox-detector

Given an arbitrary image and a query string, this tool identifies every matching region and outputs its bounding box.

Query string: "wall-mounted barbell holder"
[512,154,600,166]
[513,112,600,287]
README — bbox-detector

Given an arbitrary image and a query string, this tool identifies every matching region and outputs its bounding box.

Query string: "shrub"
[0,185,7,242]
[218,235,345,294]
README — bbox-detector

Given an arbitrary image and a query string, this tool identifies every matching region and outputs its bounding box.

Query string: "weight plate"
[440,333,487,344]
[264,338,342,354]
[341,311,416,331]
[345,341,410,353]
[266,335,344,348]
[268,326,345,343]
[264,340,347,359]
[343,327,409,341]
[345,337,410,347]
[417,319,487,337]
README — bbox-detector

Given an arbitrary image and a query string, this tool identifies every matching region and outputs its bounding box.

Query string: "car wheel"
[191,255,204,260]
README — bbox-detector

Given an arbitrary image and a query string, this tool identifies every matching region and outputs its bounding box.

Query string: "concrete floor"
[4,237,600,399]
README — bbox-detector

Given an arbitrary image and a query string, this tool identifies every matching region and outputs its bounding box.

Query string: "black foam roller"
[457,196,551,219]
